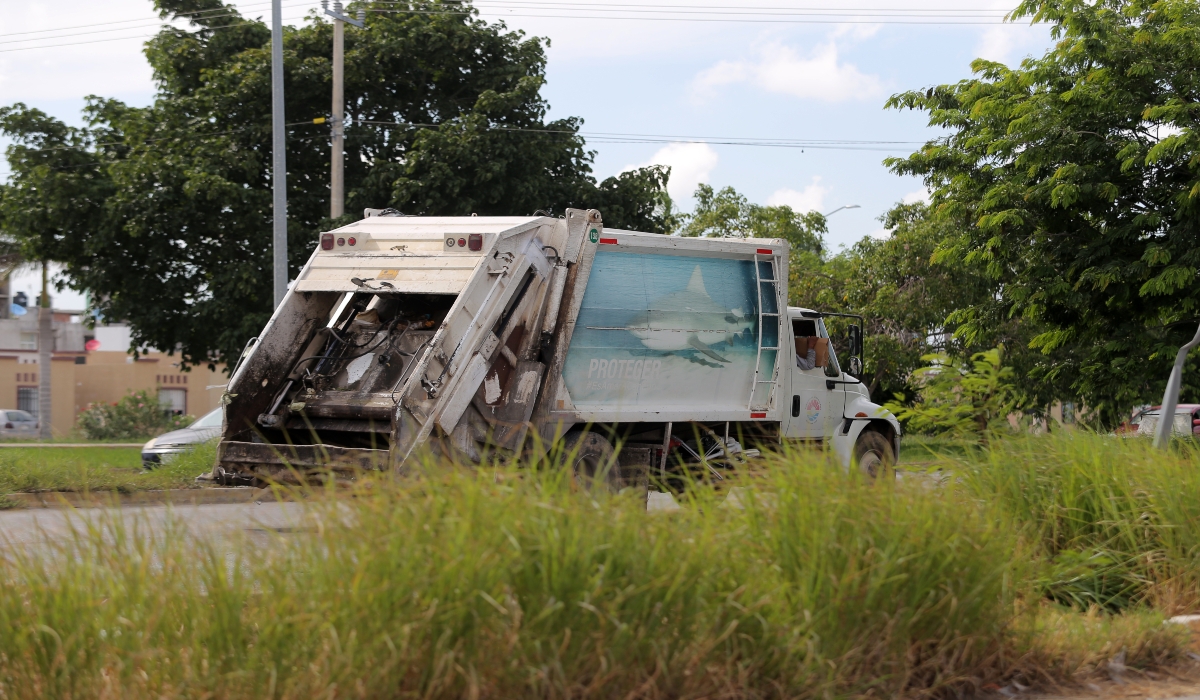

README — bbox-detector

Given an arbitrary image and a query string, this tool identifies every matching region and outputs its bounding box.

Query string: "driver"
[796,335,818,370]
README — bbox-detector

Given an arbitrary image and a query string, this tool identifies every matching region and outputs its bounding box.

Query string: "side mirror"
[848,324,863,359]
[847,356,863,377]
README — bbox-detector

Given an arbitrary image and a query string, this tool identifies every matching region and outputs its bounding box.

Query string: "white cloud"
[902,188,931,205]
[693,40,883,103]
[767,177,830,214]
[868,228,892,240]
[625,142,719,201]
[832,23,882,42]
[976,27,1018,64]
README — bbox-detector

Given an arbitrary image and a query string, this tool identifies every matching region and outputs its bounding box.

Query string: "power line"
[0,0,311,39]
[0,15,315,53]
[4,118,925,159]
[1,1,1034,50]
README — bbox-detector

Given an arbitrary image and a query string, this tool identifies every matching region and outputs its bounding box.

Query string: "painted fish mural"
[562,251,774,410]
[624,266,754,363]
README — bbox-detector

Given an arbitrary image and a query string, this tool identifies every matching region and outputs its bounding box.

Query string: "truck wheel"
[562,431,619,492]
[853,430,895,480]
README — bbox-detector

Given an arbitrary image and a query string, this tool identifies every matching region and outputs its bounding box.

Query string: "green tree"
[885,347,1018,443]
[886,0,1200,424]
[680,184,826,255]
[0,0,670,370]
[789,202,996,402]
[0,107,109,436]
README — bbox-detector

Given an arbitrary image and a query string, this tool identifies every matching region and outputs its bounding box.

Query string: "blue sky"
[0,1,1055,308]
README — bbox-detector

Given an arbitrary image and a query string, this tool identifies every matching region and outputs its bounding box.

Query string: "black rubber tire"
[853,430,896,480]
[561,431,619,492]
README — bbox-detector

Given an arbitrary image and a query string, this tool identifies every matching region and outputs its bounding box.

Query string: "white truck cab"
[782,309,900,472]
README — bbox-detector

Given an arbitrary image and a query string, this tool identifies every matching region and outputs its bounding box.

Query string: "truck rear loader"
[211,208,901,485]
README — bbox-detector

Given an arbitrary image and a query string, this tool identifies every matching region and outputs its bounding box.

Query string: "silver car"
[0,409,38,438]
[141,408,223,467]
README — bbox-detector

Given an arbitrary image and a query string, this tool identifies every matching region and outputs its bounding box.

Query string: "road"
[0,500,308,550]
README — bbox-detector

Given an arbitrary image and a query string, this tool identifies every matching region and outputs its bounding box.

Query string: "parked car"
[141,408,222,467]
[0,409,38,438]
[1132,404,1200,438]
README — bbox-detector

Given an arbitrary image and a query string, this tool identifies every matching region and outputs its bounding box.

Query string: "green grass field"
[0,444,211,499]
[0,434,1196,697]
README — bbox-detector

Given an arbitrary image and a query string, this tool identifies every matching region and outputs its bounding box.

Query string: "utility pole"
[37,261,51,439]
[322,0,364,220]
[271,0,288,308]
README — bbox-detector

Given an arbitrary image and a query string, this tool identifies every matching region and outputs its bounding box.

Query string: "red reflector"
[320,233,334,250]
[756,248,773,255]
[468,233,482,251]
[458,238,467,248]
[337,237,345,246]
[347,237,356,246]
[855,412,868,418]
[598,238,618,245]
[750,412,767,419]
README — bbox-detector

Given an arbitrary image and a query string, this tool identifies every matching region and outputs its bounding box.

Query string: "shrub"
[886,346,1017,441]
[75,389,192,440]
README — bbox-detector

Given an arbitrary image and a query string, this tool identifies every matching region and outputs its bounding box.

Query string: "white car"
[141,408,223,467]
[0,410,39,438]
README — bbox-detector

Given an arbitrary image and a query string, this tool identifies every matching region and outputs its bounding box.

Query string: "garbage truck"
[211,208,901,486]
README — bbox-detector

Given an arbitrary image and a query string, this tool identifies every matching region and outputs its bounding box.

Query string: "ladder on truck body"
[748,249,782,410]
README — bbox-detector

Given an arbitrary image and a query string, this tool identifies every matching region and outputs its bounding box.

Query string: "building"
[0,308,226,435]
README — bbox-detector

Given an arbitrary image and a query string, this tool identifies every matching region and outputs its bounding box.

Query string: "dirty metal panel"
[218,440,386,470]
[296,255,482,294]
[297,216,550,294]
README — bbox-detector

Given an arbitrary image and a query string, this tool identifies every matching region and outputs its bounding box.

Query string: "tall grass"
[0,448,1020,699]
[953,433,1200,612]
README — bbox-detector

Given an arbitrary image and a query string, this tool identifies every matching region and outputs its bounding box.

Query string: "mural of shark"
[624,265,755,363]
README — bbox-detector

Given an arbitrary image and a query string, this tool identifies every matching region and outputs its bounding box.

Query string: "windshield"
[190,408,223,429]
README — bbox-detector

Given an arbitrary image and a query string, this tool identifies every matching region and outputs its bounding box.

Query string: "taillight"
[468,234,482,251]
[4,423,12,429]
[347,237,356,246]
[337,237,345,247]
[320,233,334,250]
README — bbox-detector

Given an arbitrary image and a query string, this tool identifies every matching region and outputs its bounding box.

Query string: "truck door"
[783,312,841,439]
[816,318,848,439]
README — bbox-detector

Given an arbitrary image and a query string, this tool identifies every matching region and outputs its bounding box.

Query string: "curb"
[2,488,274,509]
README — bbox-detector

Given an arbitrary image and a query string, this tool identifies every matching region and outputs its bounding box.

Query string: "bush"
[75,390,192,440]
[886,346,1017,442]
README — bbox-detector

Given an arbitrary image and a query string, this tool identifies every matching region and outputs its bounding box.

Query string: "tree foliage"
[885,347,1018,441]
[886,0,1200,423]
[0,0,670,369]
[791,202,997,403]
[679,184,826,256]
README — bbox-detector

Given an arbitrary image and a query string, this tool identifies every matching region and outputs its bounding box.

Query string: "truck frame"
[211,209,900,485]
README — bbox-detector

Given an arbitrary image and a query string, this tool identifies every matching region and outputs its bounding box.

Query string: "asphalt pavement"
[0,500,307,550]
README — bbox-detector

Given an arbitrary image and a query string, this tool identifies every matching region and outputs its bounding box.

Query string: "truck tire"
[853,430,895,480]
[562,431,619,492]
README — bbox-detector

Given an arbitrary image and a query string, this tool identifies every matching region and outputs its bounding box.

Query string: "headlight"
[143,438,157,450]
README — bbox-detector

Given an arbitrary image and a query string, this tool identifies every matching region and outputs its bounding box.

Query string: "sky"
[0,0,1056,310]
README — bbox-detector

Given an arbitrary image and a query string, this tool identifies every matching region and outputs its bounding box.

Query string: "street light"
[823,204,861,217]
